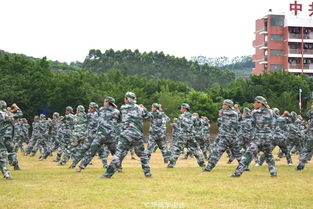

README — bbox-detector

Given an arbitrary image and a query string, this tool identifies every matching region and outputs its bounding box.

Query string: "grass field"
[0,149,312,209]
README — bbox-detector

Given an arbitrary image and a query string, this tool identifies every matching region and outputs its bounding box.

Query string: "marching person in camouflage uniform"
[203,100,241,172]
[296,104,313,170]
[58,106,75,165]
[167,103,205,168]
[0,101,23,173]
[68,105,87,166]
[192,113,208,159]
[257,108,293,166]
[231,96,277,177]
[31,114,49,157]
[70,102,98,168]
[237,108,254,153]
[237,107,259,164]
[25,116,40,156]
[101,92,151,178]
[77,97,120,171]
[169,118,180,153]
[40,112,62,160]
[201,116,211,156]
[146,103,170,163]
[13,119,25,153]
[0,101,22,178]
[287,111,304,156]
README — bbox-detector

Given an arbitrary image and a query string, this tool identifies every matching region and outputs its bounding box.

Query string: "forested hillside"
[81,49,235,90]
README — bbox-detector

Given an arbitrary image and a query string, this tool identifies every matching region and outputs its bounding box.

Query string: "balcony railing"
[289,64,302,69]
[289,49,301,54]
[289,33,302,39]
[303,49,313,54]
[303,64,313,69]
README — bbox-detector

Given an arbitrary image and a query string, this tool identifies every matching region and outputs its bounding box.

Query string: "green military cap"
[105,96,117,108]
[152,103,159,108]
[89,102,98,109]
[125,92,136,100]
[40,114,46,119]
[53,112,60,117]
[77,105,85,112]
[180,103,190,110]
[0,100,7,109]
[223,99,234,108]
[65,106,73,112]
[243,107,251,114]
[254,96,267,106]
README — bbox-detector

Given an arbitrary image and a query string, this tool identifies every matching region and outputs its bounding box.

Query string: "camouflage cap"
[77,105,85,112]
[290,111,297,118]
[40,114,46,119]
[243,107,251,114]
[34,115,39,120]
[65,106,73,112]
[125,92,136,104]
[152,103,159,108]
[89,102,98,109]
[254,96,267,106]
[53,112,60,117]
[272,108,280,116]
[104,96,117,108]
[0,100,7,109]
[180,103,190,110]
[223,99,234,108]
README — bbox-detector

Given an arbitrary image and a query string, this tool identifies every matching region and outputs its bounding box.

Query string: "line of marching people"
[1,94,313,179]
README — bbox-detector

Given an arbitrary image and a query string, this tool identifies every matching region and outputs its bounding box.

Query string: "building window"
[270,64,283,72]
[270,15,284,26]
[270,34,283,41]
[270,64,283,71]
[270,49,284,56]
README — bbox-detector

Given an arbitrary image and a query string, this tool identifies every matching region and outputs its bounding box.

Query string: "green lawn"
[0,150,312,209]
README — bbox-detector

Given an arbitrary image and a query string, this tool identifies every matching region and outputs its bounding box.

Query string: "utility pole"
[299,88,302,113]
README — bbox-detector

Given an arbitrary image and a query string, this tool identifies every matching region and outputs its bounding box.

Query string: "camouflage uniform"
[68,105,87,165]
[237,108,259,163]
[287,112,304,156]
[0,101,23,173]
[167,103,205,168]
[41,113,63,159]
[70,102,99,168]
[146,103,170,163]
[101,92,151,178]
[13,119,25,153]
[204,100,241,172]
[78,97,120,170]
[201,117,211,157]
[193,114,208,159]
[258,109,292,165]
[232,96,277,177]
[169,118,180,153]
[296,109,313,170]
[25,116,40,155]
[0,101,17,178]
[31,114,49,157]
[58,107,75,165]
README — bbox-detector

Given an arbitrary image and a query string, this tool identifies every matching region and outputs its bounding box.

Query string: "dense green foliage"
[1,49,312,121]
[82,49,235,91]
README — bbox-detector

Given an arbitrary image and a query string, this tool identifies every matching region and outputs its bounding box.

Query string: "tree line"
[1,49,312,122]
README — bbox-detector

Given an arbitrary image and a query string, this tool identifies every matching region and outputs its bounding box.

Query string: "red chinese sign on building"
[290,1,313,16]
